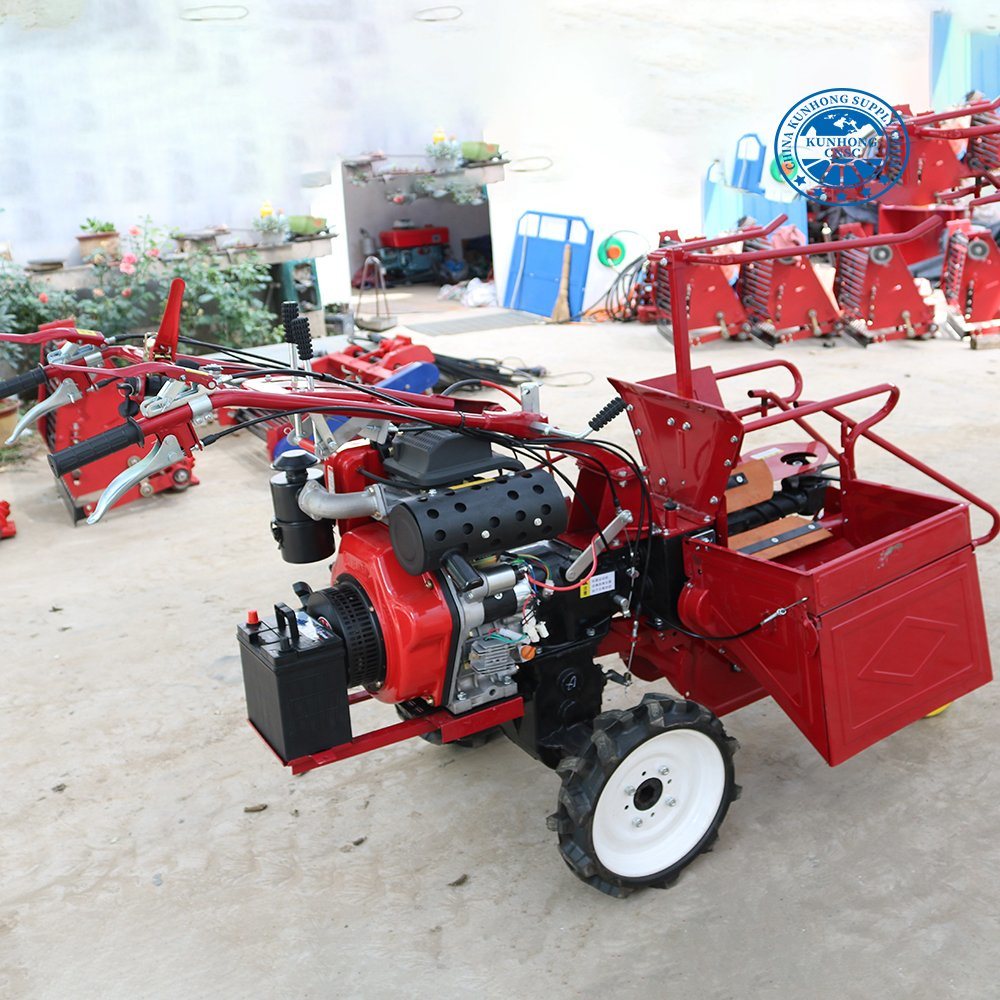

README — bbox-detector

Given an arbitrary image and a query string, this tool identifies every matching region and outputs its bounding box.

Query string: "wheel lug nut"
[658,766,670,775]
[632,817,643,827]
[624,785,636,795]
[665,796,677,807]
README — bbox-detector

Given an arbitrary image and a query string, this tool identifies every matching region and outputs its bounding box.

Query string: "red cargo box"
[380,226,449,249]
[681,480,992,766]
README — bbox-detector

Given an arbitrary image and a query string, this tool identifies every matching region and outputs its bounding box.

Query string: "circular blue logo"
[774,88,909,204]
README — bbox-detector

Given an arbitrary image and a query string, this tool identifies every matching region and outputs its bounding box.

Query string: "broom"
[549,243,572,323]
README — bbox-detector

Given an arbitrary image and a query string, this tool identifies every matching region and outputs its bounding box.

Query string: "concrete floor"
[2,305,999,999]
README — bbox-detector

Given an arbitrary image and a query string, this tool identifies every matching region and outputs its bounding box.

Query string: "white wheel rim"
[591,729,726,879]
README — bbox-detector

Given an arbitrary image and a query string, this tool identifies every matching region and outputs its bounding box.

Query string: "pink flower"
[146,247,160,258]
[129,226,140,236]
[121,253,138,265]
[38,292,49,304]
[119,261,136,275]
[92,288,105,299]
[121,288,133,298]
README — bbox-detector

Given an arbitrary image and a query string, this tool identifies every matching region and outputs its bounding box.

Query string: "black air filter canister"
[270,450,335,564]
[388,470,567,575]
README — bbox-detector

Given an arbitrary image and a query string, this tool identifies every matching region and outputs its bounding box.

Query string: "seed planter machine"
[11,224,997,897]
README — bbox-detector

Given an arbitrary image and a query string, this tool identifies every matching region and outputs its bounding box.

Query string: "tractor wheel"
[548,694,739,897]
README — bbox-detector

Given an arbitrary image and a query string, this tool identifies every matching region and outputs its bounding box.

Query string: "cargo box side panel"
[818,547,992,766]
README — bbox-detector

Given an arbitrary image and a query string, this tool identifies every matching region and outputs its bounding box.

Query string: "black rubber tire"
[394,704,501,749]
[547,693,740,898]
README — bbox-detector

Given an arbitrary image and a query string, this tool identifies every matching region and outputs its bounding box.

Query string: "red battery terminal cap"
[247,609,260,626]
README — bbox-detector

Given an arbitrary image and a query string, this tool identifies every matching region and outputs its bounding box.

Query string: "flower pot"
[76,231,120,262]
[0,396,19,442]
[257,230,287,247]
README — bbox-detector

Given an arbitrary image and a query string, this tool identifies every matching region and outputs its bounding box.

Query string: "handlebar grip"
[47,420,145,477]
[0,366,47,398]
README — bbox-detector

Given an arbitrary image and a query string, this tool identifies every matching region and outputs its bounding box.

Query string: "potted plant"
[77,218,120,261]
[253,201,288,247]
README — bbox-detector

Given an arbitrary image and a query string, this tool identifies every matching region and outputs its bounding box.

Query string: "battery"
[237,602,353,762]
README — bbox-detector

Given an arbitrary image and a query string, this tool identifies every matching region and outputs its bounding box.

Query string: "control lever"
[5,378,83,444]
[86,434,185,525]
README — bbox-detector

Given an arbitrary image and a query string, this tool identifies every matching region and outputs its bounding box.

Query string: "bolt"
[665,797,677,807]
[635,428,642,436]
[709,496,718,504]
[456,691,467,701]
[618,481,627,488]
[667,417,675,426]
[730,435,739,443]
[482,529,491,538]
[657,477,667,486]
[626,403,634,412]
[681,421,691,430]
[658,765,670,776]
[624,785,636,795]
[533,517,542,526]
[632,817,644,828]
[724,459,732,467]
[424,579,434,589]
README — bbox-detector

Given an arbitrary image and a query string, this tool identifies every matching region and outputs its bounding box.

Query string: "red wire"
[478,379,522,403]
[526,539,599,592]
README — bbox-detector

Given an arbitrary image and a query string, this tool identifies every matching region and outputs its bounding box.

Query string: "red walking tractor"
[5,219,995,895]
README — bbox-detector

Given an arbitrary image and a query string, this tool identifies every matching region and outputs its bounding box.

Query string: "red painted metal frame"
[942,219,1000,344]
[736,230,840,343]
[285,696,524,775]
[833,222,937,342]
[641,232,749,345]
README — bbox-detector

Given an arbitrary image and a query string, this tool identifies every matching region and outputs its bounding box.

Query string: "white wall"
[1,0,998,311]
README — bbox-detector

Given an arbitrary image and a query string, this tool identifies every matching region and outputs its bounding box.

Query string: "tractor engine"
[238,428,623,768]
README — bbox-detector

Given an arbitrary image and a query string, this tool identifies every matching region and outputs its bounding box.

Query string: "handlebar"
[0,366,48,398]
[0,328,105,346]
[690,215,943,266]
[914,121,1000,140]
[648,214,788,260]
[904,97,1000,127]
[48,420,145,477]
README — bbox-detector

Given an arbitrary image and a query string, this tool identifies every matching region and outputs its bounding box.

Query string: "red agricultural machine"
[0,500,15,539]
[833,223,938,344]
[942,215,1000,346]
[10,221,996,897]
[0,299,200,522]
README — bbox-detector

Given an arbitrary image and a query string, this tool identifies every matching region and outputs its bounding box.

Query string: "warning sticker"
[580,571,615,599]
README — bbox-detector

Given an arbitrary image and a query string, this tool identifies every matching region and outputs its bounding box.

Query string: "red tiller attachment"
[736,227,840,344]
[312,333,435,383]
[941,218,1000,345]
[640,231,749,346]
[0,500,15,540]
[833,223,937,344]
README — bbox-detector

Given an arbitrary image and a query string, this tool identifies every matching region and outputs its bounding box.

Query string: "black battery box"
[238,602,353,763]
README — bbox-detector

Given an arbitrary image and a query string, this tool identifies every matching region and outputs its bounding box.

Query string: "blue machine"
[503,211,593,318]
[932,10,1000,108]
[702,133,807,238]
[271,359,440,459]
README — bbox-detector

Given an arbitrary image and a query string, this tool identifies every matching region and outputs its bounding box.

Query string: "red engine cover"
[331,523,453,705]
[379,226,449,248]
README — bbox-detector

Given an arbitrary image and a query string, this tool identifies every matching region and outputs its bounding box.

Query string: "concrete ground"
[2,296,999,999]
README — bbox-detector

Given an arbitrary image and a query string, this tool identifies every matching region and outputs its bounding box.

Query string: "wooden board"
[724,458,774,512]
[728,514,831,561]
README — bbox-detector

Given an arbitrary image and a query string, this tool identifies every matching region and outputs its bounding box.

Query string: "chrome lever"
[86,434,185,525]
[5,379,82,444]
